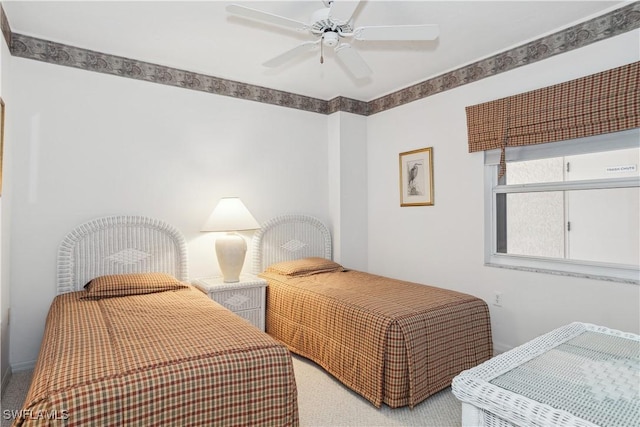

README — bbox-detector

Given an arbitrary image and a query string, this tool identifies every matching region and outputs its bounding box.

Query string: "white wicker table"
[452,322,639,427]
[193,275,267,331]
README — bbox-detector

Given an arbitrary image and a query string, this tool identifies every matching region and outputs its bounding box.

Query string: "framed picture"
[0,97,4,196]
[399,147,434,206]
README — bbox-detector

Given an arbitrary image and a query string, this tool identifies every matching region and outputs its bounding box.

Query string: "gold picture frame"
[0,97,4,196]
[399,147,434,207]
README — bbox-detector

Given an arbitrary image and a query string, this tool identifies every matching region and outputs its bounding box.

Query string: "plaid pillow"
[83,272,189,299]
[266,257,344,276]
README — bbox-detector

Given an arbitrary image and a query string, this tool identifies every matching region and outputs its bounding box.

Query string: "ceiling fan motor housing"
[311,7,353,37]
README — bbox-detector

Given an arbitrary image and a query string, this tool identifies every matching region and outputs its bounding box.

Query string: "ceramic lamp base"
[215,232,247,283]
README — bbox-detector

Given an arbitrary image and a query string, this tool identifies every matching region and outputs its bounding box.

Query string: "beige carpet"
[2,355,462,426]
[1,370,32,427]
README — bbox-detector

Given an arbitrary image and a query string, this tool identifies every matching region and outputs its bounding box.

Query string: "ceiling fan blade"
[263,41,319,68]
[354,24,440,41]
[226,4,308,31]
[334,43,372,79]
[328,0,361,25]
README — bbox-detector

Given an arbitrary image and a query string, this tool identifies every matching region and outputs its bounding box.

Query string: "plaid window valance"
[466,62,640,175]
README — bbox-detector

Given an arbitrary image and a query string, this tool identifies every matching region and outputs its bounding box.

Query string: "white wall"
[328,112,368,270]
[0,32,12,389]
[366,30,640,352]
[8,57,330,368]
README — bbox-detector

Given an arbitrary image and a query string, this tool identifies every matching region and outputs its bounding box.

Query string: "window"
[485,129,640,283]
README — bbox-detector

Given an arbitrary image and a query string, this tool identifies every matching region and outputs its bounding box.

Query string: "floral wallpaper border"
[3,2,639,117]
[368,2,640,115]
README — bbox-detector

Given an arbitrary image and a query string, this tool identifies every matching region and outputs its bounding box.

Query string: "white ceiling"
[3,0,628,101]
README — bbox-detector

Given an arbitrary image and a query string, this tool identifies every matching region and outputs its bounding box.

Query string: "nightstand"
[193,274,267,331]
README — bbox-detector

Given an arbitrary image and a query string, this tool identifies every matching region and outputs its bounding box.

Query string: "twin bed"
[17,214,492,425]
[253,214,493,408]
[17,216,299,426]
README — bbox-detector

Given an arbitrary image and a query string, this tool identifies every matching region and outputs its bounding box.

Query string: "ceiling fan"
[226,0,439,79]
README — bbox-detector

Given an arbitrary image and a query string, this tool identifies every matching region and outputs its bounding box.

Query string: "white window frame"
[484,129,640,284]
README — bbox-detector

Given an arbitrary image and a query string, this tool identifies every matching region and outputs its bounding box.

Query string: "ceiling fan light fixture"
[323,31,339,47]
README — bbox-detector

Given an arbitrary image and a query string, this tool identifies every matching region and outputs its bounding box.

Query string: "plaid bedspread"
[16,286,298,426]
[260,270,492,408]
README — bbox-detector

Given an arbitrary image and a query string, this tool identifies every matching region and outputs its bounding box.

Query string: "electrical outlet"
[493,292,502,307]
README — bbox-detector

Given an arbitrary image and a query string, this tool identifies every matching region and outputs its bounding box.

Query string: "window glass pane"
[565,147,639,181]
[566,187,639,267]
[503,191,565,258]
[506,147,639,185]
[506,157,564,185]
[500,188,640,267]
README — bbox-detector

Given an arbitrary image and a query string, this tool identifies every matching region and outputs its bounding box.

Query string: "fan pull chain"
[320,34,324,64]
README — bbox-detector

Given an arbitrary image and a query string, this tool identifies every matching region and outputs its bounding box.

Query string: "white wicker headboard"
[252,214,332,274]
[57,216,188,294]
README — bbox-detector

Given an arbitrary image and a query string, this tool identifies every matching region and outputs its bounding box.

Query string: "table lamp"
[201,197,260,282]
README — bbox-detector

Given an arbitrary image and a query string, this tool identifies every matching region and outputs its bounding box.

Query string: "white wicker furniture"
[57,215,188,294]
[193,274,267,331]
[252,214,332,274]
[452,322,640,427]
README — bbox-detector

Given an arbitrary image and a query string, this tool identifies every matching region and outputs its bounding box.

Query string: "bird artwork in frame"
[399,147,434,206]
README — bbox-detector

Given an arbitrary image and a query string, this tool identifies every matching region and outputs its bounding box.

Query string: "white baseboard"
[10,359,36,372]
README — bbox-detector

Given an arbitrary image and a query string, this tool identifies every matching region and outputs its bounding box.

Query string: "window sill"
[486,254,639,285]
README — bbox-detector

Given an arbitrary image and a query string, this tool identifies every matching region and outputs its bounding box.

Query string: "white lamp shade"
[201,197,260,232]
